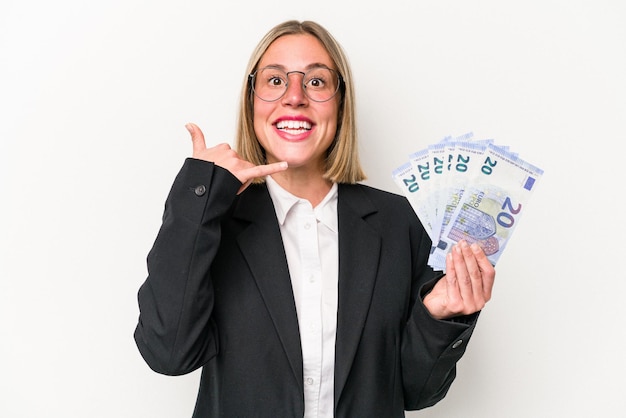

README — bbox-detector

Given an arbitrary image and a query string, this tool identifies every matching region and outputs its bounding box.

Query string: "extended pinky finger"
[241,161,288,180]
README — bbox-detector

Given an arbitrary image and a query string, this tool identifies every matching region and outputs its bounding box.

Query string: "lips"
[275,119,312,135]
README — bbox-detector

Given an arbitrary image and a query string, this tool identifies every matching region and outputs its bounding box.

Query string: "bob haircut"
[235,20,366,184]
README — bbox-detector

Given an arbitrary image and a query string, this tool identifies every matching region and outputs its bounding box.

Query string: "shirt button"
[305,377,314,385]
[304,223,311,230]
[194,185,206,196]
[452,340,463,349]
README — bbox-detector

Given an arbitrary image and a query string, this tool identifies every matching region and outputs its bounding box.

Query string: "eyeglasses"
[249,66,342,103]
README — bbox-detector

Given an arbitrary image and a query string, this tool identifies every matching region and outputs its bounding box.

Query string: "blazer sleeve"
[134,158,242,376]
[401,206,480,410]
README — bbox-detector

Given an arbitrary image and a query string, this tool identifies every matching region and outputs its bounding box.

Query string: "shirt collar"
[266,176,338,232]
[266,175,300,226]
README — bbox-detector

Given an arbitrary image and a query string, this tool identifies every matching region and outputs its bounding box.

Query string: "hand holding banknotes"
[423,239,495,319]
[393,132,543,318]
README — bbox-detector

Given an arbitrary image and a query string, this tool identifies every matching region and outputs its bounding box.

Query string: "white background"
[1,1,625,417]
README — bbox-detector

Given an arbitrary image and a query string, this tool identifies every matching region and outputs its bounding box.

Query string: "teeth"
[276,120,312,130]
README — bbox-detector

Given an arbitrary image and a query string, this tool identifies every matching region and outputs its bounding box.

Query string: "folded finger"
[452,242,475,305]
[471,243,496,301]
[461,242,484,303]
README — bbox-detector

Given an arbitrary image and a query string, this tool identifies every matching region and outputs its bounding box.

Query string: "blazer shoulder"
[338,183,417,225]
[340,182,412,208]
[340,182,406,201]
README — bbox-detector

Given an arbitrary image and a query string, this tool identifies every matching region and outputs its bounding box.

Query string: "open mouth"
[276,120,312,135]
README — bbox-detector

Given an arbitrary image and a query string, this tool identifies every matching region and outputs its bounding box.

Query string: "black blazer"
[135,159,478,418]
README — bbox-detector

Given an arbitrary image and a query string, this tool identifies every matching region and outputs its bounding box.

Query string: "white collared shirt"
[266,176,339,418]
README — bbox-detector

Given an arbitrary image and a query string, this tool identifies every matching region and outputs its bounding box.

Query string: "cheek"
[253,97,274,117]
[323,105,340,138]
[252,101,272,141]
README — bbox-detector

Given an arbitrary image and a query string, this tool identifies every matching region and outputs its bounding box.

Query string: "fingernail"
[185,123,193,133]
[470,243,481,253]
[279,161,288,169]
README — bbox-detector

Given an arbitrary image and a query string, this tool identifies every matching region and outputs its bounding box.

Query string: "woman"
[134,20,495,418]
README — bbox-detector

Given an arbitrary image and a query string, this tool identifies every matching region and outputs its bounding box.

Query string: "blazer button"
[194,185,206,196]
[452,340,463,349]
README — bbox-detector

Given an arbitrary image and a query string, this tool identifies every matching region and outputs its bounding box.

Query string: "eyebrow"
[261,63,334,71]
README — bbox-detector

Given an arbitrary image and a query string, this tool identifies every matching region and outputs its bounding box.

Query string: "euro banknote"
[392,133,543,271]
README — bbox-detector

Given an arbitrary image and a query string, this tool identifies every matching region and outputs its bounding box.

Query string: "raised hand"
[423,240,496,320]
[186,123,288,194]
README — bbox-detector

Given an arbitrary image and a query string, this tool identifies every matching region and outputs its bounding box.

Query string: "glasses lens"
[302,68,339,101]
[252,67,340,102]
[252,67,288,102]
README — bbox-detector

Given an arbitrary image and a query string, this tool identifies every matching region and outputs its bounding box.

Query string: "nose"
[281,71,308,106]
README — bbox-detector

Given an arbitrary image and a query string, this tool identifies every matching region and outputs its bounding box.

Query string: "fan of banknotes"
[392,132,544,271]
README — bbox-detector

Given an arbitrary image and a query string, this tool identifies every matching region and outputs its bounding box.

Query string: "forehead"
[258,34,334,69]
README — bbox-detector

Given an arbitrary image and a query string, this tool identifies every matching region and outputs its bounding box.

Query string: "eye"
[308,77,324,88]
[257,67,288,89]
[269,76,285,87]
[304,68,334,90]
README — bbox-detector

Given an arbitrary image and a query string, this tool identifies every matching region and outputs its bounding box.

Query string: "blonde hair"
[235,20,366,184]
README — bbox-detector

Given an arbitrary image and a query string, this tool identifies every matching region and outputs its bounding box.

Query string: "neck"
[269,168,333,208]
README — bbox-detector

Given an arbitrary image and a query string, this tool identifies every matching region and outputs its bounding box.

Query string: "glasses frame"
[249,66,343,103]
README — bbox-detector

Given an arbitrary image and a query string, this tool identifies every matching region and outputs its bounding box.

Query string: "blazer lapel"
[231,183,382,402]
[232,184,303,392]
[334,184,381,405]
